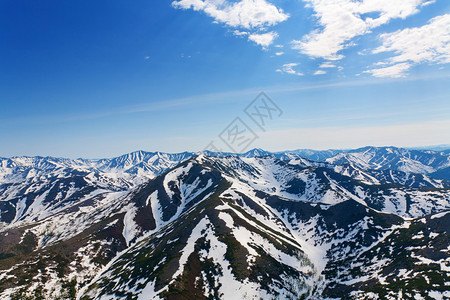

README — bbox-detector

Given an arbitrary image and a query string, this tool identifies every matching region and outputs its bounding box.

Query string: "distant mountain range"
[2,145,450,183]
[0,146,449,299]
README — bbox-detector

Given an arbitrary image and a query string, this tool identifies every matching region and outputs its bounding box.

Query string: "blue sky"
[0,0,449,158]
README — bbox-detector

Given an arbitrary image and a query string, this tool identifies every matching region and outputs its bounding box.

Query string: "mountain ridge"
[0,148,449,299]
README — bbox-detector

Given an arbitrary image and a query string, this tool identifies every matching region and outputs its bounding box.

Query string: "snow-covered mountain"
[1,145,449,187]
[325,146,450,176]
[240,146,450,182]
[0,151,194,185]
[0,148,449,299]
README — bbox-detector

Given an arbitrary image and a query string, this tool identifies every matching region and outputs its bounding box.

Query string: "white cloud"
[292,0,433,60]
[276,63,303,76]
[314,70,327,75]
[248,31,278,47]
[374,14,450,64]
[233,30,249,36]
[172,0,289,29]
[275,52,284,56]
[364,62,412,77]
[367,14,450,77]
[319,62,336,68]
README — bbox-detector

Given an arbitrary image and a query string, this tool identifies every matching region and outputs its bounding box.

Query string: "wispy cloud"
[233,30,249,36]
[319,62,336,68]
[276,63,303,76]
[172,0,288,48]
[248,31,278,47]
[367,14,450,77]
[172,0,289,29]
[292,0,433,60]
[314,70,327,75]
[4,72,449,127]
[365,62,412,78]
[170,0,448,79]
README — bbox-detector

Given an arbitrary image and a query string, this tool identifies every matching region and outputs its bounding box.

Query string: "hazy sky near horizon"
[1,0,449,158]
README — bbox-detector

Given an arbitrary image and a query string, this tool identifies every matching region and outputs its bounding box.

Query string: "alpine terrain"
[0,146,449,299]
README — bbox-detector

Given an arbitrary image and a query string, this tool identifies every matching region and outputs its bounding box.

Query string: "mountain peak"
[241,148,272,157]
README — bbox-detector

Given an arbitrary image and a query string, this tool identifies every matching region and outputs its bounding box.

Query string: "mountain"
[325,146,450,178]
[408,144,450,152]
[94,151,194,177]
[0,153,449,299]
[1,146,449,231]
[0,151,194,184]
[2,145,450,185]
[0,151,196,230]
[275,149,346,161]
[241,146,450,182]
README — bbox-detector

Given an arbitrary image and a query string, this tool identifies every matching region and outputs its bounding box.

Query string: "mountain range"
[0,146,449,299]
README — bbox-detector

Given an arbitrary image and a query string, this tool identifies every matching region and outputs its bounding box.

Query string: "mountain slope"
[0,150,449,299]
[325,146,450,176]
[76,155,449,299]
[77,157,399,299]
[323,211,450,299]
